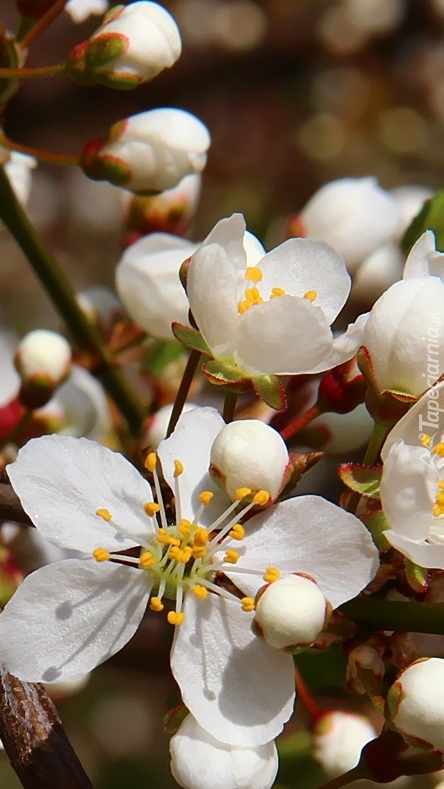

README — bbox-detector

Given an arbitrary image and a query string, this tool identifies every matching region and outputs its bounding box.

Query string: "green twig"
[340,597,444,635]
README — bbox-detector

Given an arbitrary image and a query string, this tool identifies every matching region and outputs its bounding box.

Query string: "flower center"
[237,266,317,314]
[91,452,278,626]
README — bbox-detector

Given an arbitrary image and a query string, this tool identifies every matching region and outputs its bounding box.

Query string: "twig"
[0,482,32,526]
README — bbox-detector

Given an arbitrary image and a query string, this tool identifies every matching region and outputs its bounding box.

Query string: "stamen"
[179,519,191,536]
[193,584,208,599]
[147,453,168,531]
[224,549,240,564]
[96,508,112,522]
[167,611,185,626]
[229,523,245,541]
[432,442,444,458]
[235,487,252,500]
[150,597,164,612]
[93,547,110,562]
[145,452,157,473]
[194,528,209,547]
[263,566,280,582]
[140,551,155,568]
[144,502,160,517]
[174,460,183,523]
[253,490,270,506]
[174,460,184,477]
[238,300,249,314]
[199,491,213,506]
[270,287,286,298]
[303,290,317,302]
[241,597,255,612]
[245,266,263,283]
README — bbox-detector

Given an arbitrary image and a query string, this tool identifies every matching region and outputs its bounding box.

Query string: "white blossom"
[389,658,444,751]
[65,0,108,23]
[313,710,376,778]
[15,330,71,386]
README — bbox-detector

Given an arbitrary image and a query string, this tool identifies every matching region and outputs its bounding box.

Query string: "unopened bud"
[121,173,201,241]
[77,286,123,341]
[210,419,289,502]
[252,574,330,650]
[81,108,210,195]
[388,658,444,751]
[66,1,181,90]
[65,0,109,24]
[15,330,72,408]
[313,711,376,778]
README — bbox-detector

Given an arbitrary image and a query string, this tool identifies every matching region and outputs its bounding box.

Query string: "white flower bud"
[210,419,289,501]
[170,714,279,789]
[65,0,108,23]
[388,658,444,751]
[144,402,198,449]
[77,286,123,340]
[390,185,433,237]
[352,242,404,305]
[66,2,181,89]
[298,177,400,273]
[121,173,202,239]
[313,711,376,778]
[252,574,329,650]
[81,108,210,195]
[15,330,72,404]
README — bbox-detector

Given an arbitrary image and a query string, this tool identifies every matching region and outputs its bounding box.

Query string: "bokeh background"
[2,0,444,786]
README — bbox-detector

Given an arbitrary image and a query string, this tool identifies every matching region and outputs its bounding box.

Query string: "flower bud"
[388,658,444,751]
[313,711,376,778]
[81,108,210,194]
[210,419,289,502]
[121,173,201,242]
[15,330,72,409]
[252,574,330,650]
[65,0,109,23]
[169,713,279,789]
[66,2,181,89]
[77,286,123,341]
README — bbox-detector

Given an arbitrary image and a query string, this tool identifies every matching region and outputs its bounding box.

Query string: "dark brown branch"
[0,665,92,789]
[0,482,32,526]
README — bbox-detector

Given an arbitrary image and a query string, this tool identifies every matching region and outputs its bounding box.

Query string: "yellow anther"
[253,490,270,506]
[303,290,317,302]
[433,503,444,518]
[93,547,110,562]
[150,597,164,612]
[144,502,160,517]
[270,287,286,298]
[432,442,444,458]
[179,519,191,536]
[192,545,206,558]
[235,487,252,500]
[140,551,155,568]
[199,491,214,506]
[169,545,179,559]
[157,528,169,544]
[193,584,208,599]
[238,300,249,314]
[96,508,112,522]
[437,492,444,505]
[263,566,280,583]
[194,527,209,547]
[241,596,255,612]
[177,547,192,563]
[174,459,184,477]
[145,452,157,472]
[167,611,185,626]
[167,537,181,547]
[224,549,240,564]
[421,433,432,447]
[439,481,444,490]
[245,287,263,305]
[245,266,263,283]
[229,524,245,541]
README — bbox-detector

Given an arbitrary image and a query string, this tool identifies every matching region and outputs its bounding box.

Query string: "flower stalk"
[166,349,201,437]
[0,130,80,167]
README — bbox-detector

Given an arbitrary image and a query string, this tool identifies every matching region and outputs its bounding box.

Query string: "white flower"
[313,711,376,778]
[15,330,71,384]
[351,243,404,305]
[298,178,400,273]
[144,402,197,449]
[0,407,378,746]
[121,172,202,239]
[380,381,444,568]
[170,714,278,789]
[81,108,210,194]
[116,225,264,340]
[185,214,366,379]
[388,658,444,751]
[390,185,433,237]
[66,2,181,89]
[210,419,289,501]
[361,231,444,397]
[65,0,108,23]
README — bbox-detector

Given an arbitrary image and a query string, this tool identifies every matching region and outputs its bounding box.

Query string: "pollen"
[144,501,160,517]
[270,287,286,298]
[199,491,214,506]
[140,551,155,568]
[224,549,240,564]
[192,545,206,559]
[235,487,252,500]
[96,508,112,521]
[174,459,184,477]
[245,266,263,283]
[168,611,185,626]
[150,597,164,612]
[157,528,170,543]
[303,290,317,302]
[145,452,157,472]
[229,523,245,541]
[263,566,280,582]
[179,519,191,535]
[193,584,208,599]
[194,528,209,547]
[241,597,255,612]
[432,442,444,458]
[253,490,270,506]
[93,547,110,562]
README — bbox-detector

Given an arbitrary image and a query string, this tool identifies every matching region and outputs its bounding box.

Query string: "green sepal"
[172,323,211,356]
[252,375,286,410]
[338,463,382,498]
[87,35,128,68]
[162,704,189,735]
[202,359,248,387]
[404,557,429,594]
[362,510,391,551]
[401,189,444,254]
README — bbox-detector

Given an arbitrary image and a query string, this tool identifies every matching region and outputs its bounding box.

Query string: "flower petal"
[171,593,295,747]
[201,214,248,270]
[403,230,444,280]
[157,406,229,524]
[225,496,379,607]
[381,381,444,462]
[7,435,155,553]
[385,532,444,569]
[0,559,150,682]
[236,296,334,375]
[259,238,350,324]
[380,442,435,540]
[309,313,369,375]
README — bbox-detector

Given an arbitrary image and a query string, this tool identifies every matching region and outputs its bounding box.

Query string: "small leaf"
[404,558,429,594]
[401,190,444,254]
[252,375,286,410]
[162,704,188,734]
[338,463,382,498]
[172,323,211,356]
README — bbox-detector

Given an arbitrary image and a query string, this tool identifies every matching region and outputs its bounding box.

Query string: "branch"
[0,665,92,788]
[0,482,32,526]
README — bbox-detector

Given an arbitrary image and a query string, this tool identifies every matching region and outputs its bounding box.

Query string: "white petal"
[0,559,150,682]
[171,594,295,747]
[236,296,334,375]
[157,406,229,524]
[403,230,444,280]
[226,496,379,607]
[7,435,155,553]
[385,532,444,569]
[380,442,435,539]
[309,313,368,375]
[382,381,444,461]
[200,214,248,270]
[259,238,350,324]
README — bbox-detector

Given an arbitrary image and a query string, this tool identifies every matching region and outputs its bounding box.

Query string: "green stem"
[0,64,65,79]
[19,0,69,48]
[0,166,144,434]
[223,390,237,423]
[280,403,321,442]
[346,419,390,513]
[166,350,201,437]
[314,767,366,789]
[339,597,444,635]
[0,130,79,168]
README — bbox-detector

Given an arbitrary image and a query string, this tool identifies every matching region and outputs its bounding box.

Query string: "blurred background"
[1,0,444,786]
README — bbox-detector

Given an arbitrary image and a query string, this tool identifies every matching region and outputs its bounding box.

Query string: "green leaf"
[401,190,444,254]
[405,558,429,594]
[172,323,211,356]
[338,463,382,498]
[252,375,286,410]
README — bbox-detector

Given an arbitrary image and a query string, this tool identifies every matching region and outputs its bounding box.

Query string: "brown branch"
[0,665,92,788]
[0,482,32,526]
